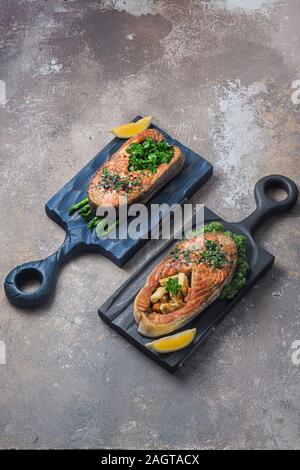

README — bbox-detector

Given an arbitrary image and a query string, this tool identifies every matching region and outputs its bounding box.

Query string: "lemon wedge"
[110,116,152,138]
[145,328,196,354]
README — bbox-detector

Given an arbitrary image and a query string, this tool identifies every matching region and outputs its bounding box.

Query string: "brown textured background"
[0,0,299,449]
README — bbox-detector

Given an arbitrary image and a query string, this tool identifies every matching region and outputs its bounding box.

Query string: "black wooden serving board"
[99,175,298,372]
[4,117,213,307]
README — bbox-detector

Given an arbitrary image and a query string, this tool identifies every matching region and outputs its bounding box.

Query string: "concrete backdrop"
[0,0,299,449]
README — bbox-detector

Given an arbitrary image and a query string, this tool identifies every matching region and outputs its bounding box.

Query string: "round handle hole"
[15,268,43,293]
[266,186,288,202]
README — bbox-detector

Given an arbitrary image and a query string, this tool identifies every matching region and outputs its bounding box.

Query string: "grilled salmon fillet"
[134,231,238,337]
[88,129,184,213]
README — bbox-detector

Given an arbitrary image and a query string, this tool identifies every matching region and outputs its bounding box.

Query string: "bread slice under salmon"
[88,129,184,213]
[134,231,238,337]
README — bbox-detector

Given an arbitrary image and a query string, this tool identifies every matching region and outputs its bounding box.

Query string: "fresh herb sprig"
[126,138,174,173]
[203,222,226,233]
[203,222,249,299]
[220,233,249,299]
[165,277,182,297]
[200,239,228,269]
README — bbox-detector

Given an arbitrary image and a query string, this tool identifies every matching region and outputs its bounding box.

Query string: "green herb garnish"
[165,277,182,297]
[170,246,180,259]
[204,222,249,299]
[220,232,249,299]
[126,138,174,173]
[183,250,191,262]
[186,221,226,238]
[200,239,228,269]
[203,222,225,233]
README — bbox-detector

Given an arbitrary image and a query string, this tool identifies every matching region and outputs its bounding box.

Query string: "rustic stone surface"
[0,0,299,449]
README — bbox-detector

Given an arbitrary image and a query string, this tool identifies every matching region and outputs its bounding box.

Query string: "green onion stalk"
[68,196,119,236]
[68,197,89,215]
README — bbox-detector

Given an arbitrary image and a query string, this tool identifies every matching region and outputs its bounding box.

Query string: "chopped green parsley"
[200,239,229,269]
[165,277,181,297]
[126,138,174,173]
[204,222,249,299]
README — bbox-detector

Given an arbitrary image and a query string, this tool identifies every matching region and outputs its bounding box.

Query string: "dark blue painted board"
[4,117,213,307]
[99,175,298,372]
[45,116,213,264]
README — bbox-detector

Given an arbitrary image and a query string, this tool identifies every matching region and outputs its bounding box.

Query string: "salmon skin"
[134,231,238,337]
[88,129,185,213]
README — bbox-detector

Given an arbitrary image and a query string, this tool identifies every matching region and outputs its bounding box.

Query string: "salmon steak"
[134,231,238,337]
[88,129,184,213]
